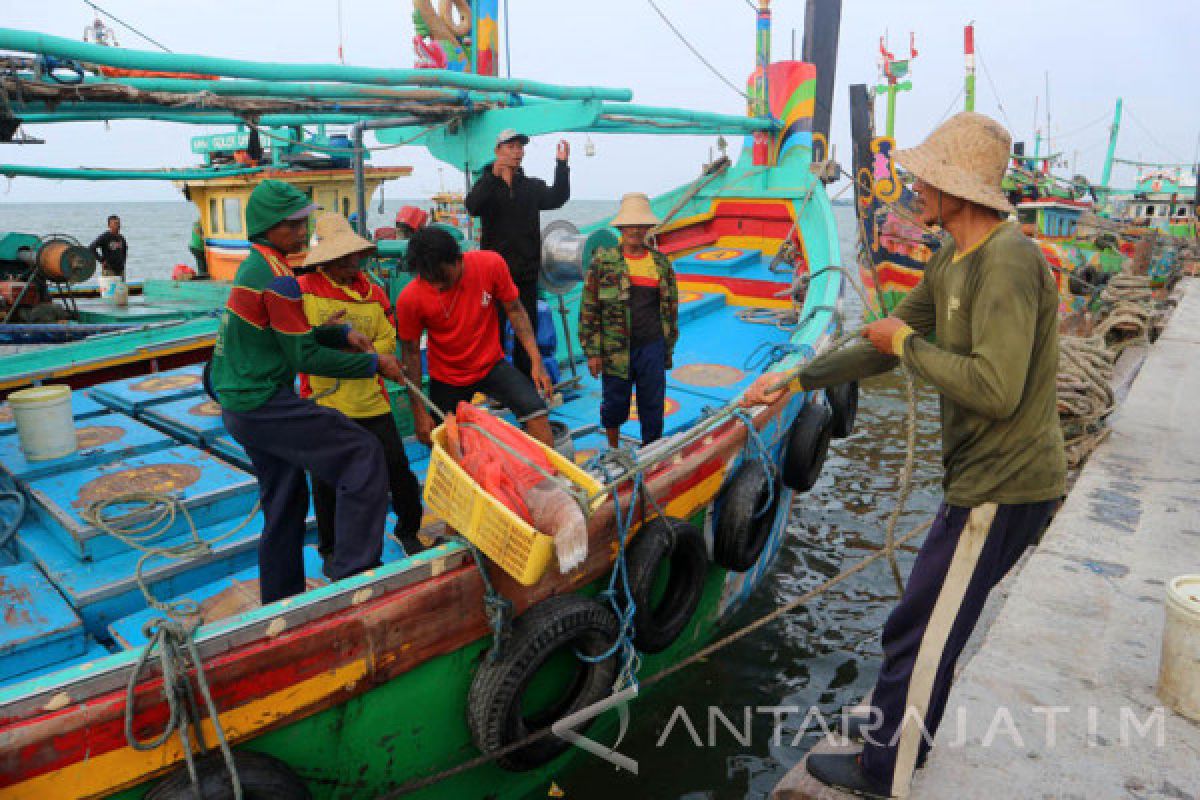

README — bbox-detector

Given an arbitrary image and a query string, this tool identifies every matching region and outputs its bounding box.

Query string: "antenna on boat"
[963,22,976,113]
[337,0,346,64]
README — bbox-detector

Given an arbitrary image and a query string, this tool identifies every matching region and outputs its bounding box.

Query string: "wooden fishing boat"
[0,2,855,798]
[848,24,1151,317]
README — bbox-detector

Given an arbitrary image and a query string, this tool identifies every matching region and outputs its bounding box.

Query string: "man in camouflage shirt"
[580,193,679,446]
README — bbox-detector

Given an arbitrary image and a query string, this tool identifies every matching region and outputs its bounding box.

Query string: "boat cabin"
[1016,198,1092,240]
[177,128,411,281]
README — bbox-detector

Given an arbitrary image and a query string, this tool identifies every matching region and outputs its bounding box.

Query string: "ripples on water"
[0,199,944,798]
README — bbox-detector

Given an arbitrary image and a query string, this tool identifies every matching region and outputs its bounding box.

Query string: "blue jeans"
[601,338,667,444]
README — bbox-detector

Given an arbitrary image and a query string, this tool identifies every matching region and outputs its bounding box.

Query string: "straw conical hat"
[894,112,1015,215]
[304,211,375,267]
[610,193,661,227]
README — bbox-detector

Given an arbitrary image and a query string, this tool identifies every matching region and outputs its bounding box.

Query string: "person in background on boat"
[298,212,425,559]
[395,206,428,241]
[464,129,570,381]
[395,225,554,448]
[90,214,127,278]
[579,193,679,447]
[743,112,1066,800]
[188,219,209,279]
[210,179,407,604]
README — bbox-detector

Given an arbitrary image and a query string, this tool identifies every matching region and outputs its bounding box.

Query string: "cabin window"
[1175,206,1189,218]
[208,198,220,233]
[222,197,244,234]
[342,197,350,217]
[1017,209,1036,225]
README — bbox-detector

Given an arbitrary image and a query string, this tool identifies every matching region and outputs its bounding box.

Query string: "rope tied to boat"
[125,616,243,800]
[730,408,779,519]
[574,464,648,692]
[83,492,260,798]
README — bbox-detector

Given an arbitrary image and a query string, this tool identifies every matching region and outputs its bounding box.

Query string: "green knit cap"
[245,179,316,238]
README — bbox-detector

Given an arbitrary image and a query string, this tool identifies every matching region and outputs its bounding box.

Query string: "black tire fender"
[146,750,310,800]
[781,402,833,492]
[825,381,859,439]
[467,594,619,771]
[626,516,708,654]
[713,461,781,572]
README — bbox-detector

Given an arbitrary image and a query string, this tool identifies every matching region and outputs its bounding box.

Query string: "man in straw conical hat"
[745,112,1066,798]
[298,212,425,564]
[579,193,679,447]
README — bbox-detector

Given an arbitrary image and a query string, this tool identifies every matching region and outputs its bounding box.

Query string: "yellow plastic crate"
[424,422,604,586]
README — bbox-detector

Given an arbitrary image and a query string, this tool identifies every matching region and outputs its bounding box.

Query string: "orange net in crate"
[424,404,602,585]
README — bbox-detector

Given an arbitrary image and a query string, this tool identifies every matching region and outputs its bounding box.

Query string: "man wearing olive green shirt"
[744,112,1065,799]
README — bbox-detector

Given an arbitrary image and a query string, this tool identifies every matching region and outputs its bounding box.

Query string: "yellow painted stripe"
[663,467,728,520]
[676,280,791,310]
[0,339,216,392]
[2,660,368,800]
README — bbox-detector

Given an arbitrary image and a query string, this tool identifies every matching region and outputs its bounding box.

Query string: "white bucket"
[98,274,129,307]
[1158,574,1200,722]
[8,385,77,462]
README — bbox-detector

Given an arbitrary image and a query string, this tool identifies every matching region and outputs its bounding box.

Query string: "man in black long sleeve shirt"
[90,214,128,277]
[464,129,570,379]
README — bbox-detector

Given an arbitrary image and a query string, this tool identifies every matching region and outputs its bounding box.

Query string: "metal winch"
[0,232,97,323]
[538,220,617,295]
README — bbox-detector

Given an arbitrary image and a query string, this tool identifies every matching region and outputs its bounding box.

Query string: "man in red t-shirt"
[395,226,554,447]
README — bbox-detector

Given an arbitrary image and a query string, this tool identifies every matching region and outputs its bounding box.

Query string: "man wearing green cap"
[211,179,407,604]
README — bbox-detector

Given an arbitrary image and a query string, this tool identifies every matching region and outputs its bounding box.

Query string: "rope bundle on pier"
[1056,335,1115,469]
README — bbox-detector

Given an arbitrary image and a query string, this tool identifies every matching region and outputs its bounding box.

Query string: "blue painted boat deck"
[0,284,808,690]
[673,247,786,284]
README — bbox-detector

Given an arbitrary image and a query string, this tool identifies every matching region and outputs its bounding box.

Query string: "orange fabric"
[454,403,557,524]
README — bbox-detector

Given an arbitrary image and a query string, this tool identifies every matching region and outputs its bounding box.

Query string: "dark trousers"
[861,500,1056,796]
[428,358,547,422]
[311,412,423,554]
[222,387,388,604]
[600,338,667,444]
[497,275,540,379]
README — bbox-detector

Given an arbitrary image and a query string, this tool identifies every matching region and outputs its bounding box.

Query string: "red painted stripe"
[629,275,658,288]
[225,286,268,328]
[263,292,314,335]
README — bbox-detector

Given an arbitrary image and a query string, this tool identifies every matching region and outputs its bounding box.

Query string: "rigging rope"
[975,50,1013,132]
[82,0,173,53]
[1126,107,1188,164]
[645,0,751,100]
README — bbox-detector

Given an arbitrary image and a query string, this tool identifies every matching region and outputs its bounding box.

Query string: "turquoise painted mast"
[1100,97,1124,189]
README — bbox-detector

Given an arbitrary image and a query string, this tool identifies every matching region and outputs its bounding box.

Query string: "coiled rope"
[83,493,258,800]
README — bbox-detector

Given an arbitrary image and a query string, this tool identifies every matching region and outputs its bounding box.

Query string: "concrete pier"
[775,280,1200,799]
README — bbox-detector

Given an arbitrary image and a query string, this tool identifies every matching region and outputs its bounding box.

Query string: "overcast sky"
[0,0,1196,205]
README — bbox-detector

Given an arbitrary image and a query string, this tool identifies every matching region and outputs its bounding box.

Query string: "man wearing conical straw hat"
[746,113,1066,798]
[580,193,679,447]
[298,212,425,563]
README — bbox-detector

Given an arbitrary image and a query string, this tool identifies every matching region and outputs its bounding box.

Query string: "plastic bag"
[525,478,588,573]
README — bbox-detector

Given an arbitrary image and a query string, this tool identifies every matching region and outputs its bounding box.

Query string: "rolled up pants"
[861,500,1056,797]
[222,387,388,604]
